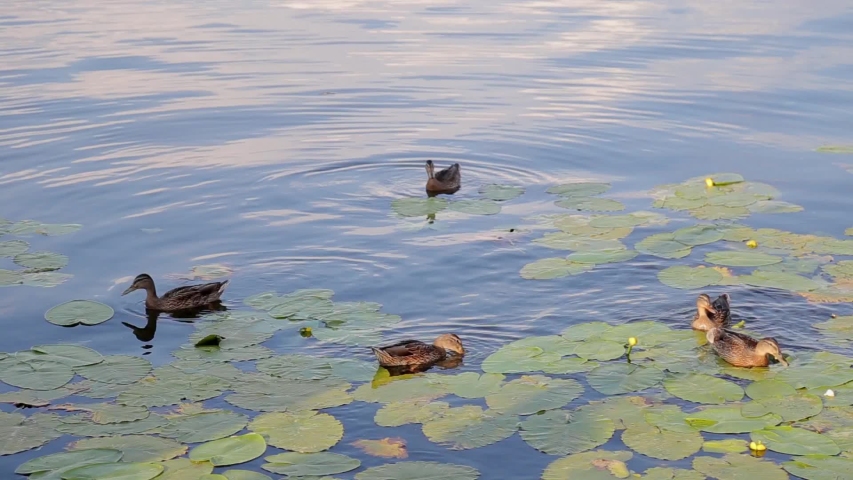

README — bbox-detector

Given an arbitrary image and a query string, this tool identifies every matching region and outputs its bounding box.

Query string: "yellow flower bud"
[746,240,758,248]
[705,178,715,187]
[628,337,638,347]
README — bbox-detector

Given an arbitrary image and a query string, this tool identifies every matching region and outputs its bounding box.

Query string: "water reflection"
[121,303,227,344]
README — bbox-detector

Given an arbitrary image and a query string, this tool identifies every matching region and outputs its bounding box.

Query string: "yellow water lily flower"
[628,337,638,346]
[705,178,715,187]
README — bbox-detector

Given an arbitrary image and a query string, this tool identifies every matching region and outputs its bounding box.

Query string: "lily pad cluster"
[0,216,80,288]
[391,184,525,218]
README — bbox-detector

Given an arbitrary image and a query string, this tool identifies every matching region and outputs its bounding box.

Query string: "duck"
[121,273,229,312]
[691,293,731,331]
[370,333,464,367]
[706,327,788,367]
[425,160,461,194]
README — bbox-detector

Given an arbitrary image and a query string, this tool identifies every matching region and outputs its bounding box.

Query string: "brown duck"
[425,160,461,194]
[371,334,464,367]
[121,273,229,312]
[691,293,731,331]
[706,327,788,367]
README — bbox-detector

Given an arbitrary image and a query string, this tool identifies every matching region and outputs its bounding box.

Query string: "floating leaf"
[157,458,214,479]
[194,334,223,347]
[76,355,151,385]
[749,200,803,214]
[352,438,408,459]
[256,354,332,381]
[421,406,517,449]
[14,251,68,271]
[353,375,447,404]
[548,183,610,197]
[636,233,692,259]
[56,413,165,437]
[690,205,749,221]
[673,225,723,246]
[159,410,248,443]
[448,199,501,215]
[391,198,447,217]
[775,362,853,389]
[745,379,797,400]
[556,197,625,212]
[45,300,114,327]
[68,435,187,463]
[585,396,655,430]
[374,400,449,427]
[520,257,593,280]
[61,462,163,480]
[783,455,853,480]
[520,407,614,456]
[704,251,782,267]
[355,461,479,480]
[657,266,722,289]
[621,425,703,461]
[751,426,840,455]
[702,439,748,454]
[816,145,853,153]
[479,184,524,201]
[567,249,637,264]
[15,448,122,475]
[0,357,74,390]
[22,271,73,287]
[0,240,29,257]
[664,374,743,404]
[0,413,60,455]
[485,375,583,415]
[221,471,271,480]
[117,366,230,407]
[707,193,760,208]
[739,269,823,292]
[229,375,352,412]
[441,372,504,398]
[263,452,361,476]
[587,363,664,395]
[249,411,343,453]
[542,450,632,480]
[693,453,788,480]
[561,322,613,341]
[573,339,626,361]
[189,433,267,466]
[742,392,822,422]
[327,358,380,382]
[30,344,104,367]
[588,214,651,228]
[643,405,695,433]
[0,269,23,286]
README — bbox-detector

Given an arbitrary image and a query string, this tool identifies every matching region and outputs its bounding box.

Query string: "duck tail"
[218,280,230,295]
[369,347,393,365]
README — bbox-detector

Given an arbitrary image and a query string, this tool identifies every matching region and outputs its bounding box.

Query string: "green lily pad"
[29,344,104,367]
[751,426,840,455]
[520,407,614,455]
[45,300,114,327]
[354,461,479,480]
[68,435,187,463]
[485,375,583,415]
[353,374,447,404]
[391,198,448,217]
[158,458,214,479]
[749,200,803,214]
[664,373,743,404]
[520,258,592,280]
[573,339,626,361]
[0,269,23,286]
[636,233,692,259]
[739,269,823,292]
[441,372,504,399]
[704,251,782,267]
[745,379,797,400]
[548,183,610,197]
[690,205,750,221]
[657,266,723,289]
[61,462,164,480]
[21,271,74,287]
[189,433,267,466]
[702,439,748,454]
[566,249,637,264]
[15,448,123,475]
[775,362,853,389]
[542,450,632,480]
[742,392,823,422]
[693,453,788,480]
[643,405,695,433]
[422,405,518,449]
[256,354,332,381]
[556,197,625,212]
[588,214,650,228]
[76,355,151,385]
[222,470,272,480]
[585,396,655,431]
[56,414,165,437]
[561,322,613,341]
[479,184,524,201]
[14,251,68,271]
[816,145,853,153]
[0,357,74,390]
[262,452,361,476]
[374,400,449,427]
[159,410,248,443]
[0,240,29,257]
[117,366,230,407]
[228,375,352,412]
[249,411,343,453]
[448,199,501,215]
[0,413,60,455]
[587,363,664,395]
[673,225,724,246]
[621,425,703,461]
[783,455,853,480]
[707,193,760,208]
[327,358,377,382]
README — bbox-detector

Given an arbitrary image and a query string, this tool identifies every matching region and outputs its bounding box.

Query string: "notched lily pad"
[520,407,614,456]
[45,300,114,327]
[658,266,722,290]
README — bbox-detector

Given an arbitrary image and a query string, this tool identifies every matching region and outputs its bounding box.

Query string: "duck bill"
[121,286,135,296]
[776,356,789,367]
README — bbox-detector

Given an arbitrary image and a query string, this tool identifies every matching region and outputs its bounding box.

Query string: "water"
[2,0,853,477]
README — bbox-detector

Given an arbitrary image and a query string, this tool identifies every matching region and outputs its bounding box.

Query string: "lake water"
[2,1,853,479]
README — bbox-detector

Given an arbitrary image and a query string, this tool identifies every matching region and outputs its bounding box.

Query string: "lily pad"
[256,354,332,381]
[783,455,853,480]
[541,450,632,480]
[693,453,788,480]
[448,199,501,215]
[76,355,151,385]
[739,269,823,292]
[441,372,504,398]
[775,362,853,389]
[748,200,803,214]
[30,344,104,367]
[189,433,267,466]
[485,375,583,415]
[673,225,724,246]
[0,269,23,286]
[14,251,68,271]
[657,266,723,289]
[520,407,614,456]
[159,410,248,443]
[157,458,214,479]
[262,452,361,476]
[61,462,164,480]
[704,251,782,267]
[690,205,750,221]
[520,258,593,280]
[567,249,637,265]
[249,410,343,453]
[621,425,703,461]
[479,184,524,201]
[68,435,187,463]
[556,197,625,212]
[751,426,840,455]
[353,375,447,404]
[702,439,748,454]
[354,461,479,480]
[548,183,610,197]
[421,405,518,449]
[664,373,743,404]
[0,357,74,390]
[15,448,123,475]
[374,400,450,427]
[391,198,447,217]
[22,271,74,287]
[636,233,692,259]
[561,322,613,341]
[587,363,664,395]
[0,413,60,455]
[55,413,165,437]
[742,392,823,422]
[45,300,114,327]
[0,240,29,257]
[222,471,272,480]
[745,379,797,400]
[117,366,230,407]
[573,340,626,361]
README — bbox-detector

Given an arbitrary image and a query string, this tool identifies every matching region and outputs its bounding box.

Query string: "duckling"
[121,273,229,312]
[691,293,731,331]
[425,160,461,194]
[706,327,788,367]
[371,333,464,367]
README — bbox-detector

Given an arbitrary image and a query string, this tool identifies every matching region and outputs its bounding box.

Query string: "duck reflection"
[122,302,227,343]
